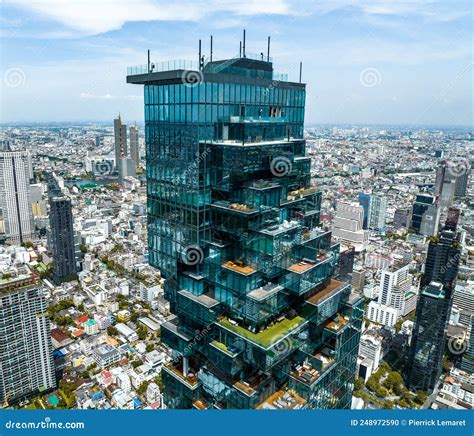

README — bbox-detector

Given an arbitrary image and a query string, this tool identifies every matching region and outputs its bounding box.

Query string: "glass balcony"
[127,59,200,76]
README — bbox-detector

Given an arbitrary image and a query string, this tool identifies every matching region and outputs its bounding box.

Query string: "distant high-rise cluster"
[114,114,139,183]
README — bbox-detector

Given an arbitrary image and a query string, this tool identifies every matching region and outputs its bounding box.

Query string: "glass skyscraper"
[128,48,363,409]
[406,213,461,392]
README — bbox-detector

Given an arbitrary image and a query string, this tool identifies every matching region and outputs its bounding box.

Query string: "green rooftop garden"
[219,312,308,349]
[211,340,236,356]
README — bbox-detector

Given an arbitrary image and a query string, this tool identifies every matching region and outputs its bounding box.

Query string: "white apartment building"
[332,201,369,252]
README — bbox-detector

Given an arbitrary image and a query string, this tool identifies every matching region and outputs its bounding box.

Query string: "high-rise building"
[49,196,77,283]
[358,194,371,229]
[406,282,451,392]
[0,148,35,244]
[411,194,439,236]
[114,114,127,171]
[406,215,462,392]
[128,47,363,409]
[453,167,470,199]
[358,194,386,232]
[0,270,56,405]
[367,262,415,327]
[332,201,369,252]
[368,195,387,232]
[129,123,139,166]
[435,159,470,200]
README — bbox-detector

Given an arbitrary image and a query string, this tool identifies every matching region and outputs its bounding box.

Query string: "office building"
[435,159,470,200]
[368,195,387,232]
[114,114,127,171]
[0,270,56,405]
[411,194,439,237]
[129,123,139,166]
[0,149,35,244]
[406,216,461,392]
[128,45,363,409]
[49,196,77,283]
[406,282,451,392]
[453,167,470,198]
[332,201,369,252]
[358,194,387,232]
[358,194,371,229]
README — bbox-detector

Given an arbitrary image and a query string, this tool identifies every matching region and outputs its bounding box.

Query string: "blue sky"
[1,0,472,125]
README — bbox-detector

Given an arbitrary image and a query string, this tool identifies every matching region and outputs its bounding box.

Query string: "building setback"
[128,45,363,409]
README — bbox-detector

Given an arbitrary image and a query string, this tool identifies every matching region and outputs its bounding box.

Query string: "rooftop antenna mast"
[198,39,202,69]
[147,49,150,73]
[210,35,213,62]
[239,41,242,58]
[299,61,303,83]
[267,36,270,62]
[243,29,246,58]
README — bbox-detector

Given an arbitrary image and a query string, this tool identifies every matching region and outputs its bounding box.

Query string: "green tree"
[107,326,117,336]
[384,371,403,395]
[415,390,428,405]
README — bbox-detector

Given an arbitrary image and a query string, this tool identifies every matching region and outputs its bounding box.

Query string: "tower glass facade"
[49,196,77,283]
[406,216,461,392]
[128,52,363,409]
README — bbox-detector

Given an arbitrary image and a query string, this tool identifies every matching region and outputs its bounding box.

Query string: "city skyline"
[1,0,472,126]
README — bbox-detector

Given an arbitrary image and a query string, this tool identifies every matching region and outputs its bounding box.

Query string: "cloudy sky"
[1,0,472,126]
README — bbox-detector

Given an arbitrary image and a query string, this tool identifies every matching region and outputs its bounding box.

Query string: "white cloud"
[5,0,292,35]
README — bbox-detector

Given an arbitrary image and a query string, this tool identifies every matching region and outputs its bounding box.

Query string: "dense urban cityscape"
[0,49,472,411]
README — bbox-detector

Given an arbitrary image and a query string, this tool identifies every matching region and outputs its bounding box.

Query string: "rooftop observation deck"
[126,52,305,88]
